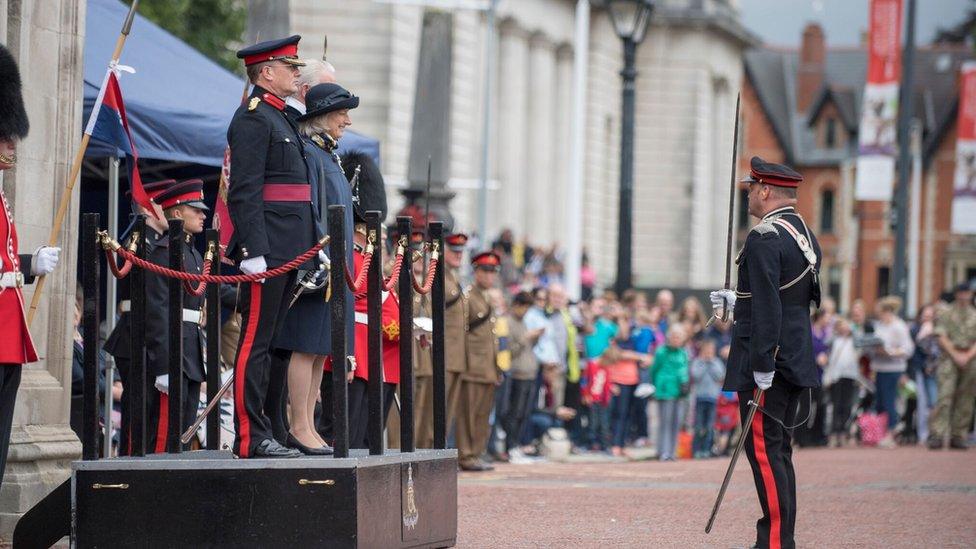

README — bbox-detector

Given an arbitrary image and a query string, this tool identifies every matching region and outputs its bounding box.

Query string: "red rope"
[382,250,405,292]
[345,249,372,293]
[182,259,213,297]
[106,250,134,279]
[412,258,438,295]
[110,241,323,283]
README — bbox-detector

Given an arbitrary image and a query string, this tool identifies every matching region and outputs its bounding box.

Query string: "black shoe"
[927,436,944,450]
[460,460,493,472]
[287,434,334,456]
[949,438,969,450]
[252,439,302,458]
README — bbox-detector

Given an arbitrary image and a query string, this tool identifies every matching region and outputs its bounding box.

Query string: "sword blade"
[181,372,235,444]
[705,388,763,534]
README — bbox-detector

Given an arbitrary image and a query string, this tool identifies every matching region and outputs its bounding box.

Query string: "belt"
[263,183,310,202]
[119,300,202,324]
[0,271,24,289]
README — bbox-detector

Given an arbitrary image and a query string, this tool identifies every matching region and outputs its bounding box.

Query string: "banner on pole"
[953,61,976,234]
[855,0,903,201]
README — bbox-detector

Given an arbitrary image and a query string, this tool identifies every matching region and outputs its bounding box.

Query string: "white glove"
[413,316,433,335]
[709,289,736,317]
[239,256,268,276]
[753,370,774,391]
[31,246,61,276]
[155,374,170,394]
[317,250,331,271]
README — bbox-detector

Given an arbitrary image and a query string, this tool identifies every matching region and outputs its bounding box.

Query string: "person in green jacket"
[652,325,690,461]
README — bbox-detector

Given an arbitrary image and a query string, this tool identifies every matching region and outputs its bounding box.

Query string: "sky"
[738,0,973,48]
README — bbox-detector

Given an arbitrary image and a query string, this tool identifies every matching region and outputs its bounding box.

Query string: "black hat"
[342,151,385,224]
[955,280,975,293]
[0,44,29,142]
[298,83,359,122]
[153,179,208,211]
[741,156,802,188]
[236,35,305,67]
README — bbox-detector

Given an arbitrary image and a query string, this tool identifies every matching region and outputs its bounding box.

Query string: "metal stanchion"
[329,205,349,458]
[430,222,447,449]
[397,217,415,452]
[205,229,221,450]
[365,211,384,455]
[166,219,184,453]
[130,215,148,457]
[82,213,100,461]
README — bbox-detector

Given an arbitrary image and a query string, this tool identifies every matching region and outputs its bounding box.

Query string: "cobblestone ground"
[456,446,976,548]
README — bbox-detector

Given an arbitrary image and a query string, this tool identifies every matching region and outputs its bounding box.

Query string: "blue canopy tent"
[83,0,380,166]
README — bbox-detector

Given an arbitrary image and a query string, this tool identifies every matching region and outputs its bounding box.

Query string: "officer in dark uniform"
[104,179,172,456]
[141,180,211,452]
[710,156,822,549]
[227,36,318,458]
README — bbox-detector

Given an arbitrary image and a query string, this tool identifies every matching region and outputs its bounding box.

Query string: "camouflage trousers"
[928,360,976,441]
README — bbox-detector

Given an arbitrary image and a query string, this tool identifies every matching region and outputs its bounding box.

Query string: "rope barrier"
[382,238,408,292]
[411,243,439,295]
[99,231,329,284]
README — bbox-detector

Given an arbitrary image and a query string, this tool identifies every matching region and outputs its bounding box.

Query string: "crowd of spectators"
[479,231,976,462]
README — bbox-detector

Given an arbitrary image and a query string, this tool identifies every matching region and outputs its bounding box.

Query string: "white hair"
[298,59,337,88]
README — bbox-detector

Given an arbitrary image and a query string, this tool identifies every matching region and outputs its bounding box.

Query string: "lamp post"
[596,0,654,296]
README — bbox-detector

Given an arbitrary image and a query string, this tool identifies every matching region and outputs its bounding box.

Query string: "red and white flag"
[952,61,976,234]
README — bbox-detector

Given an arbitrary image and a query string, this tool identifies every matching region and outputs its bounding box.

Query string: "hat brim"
[447,245,466,252]
[184,201,209,211]
[298,96,360,122]
[280,57,306,66]
[474,264,500,272]
[741,174,758,184]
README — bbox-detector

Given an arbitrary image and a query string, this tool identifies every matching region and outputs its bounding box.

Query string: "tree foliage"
[124,0,246,73]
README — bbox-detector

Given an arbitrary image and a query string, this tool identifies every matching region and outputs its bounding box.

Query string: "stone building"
[0,0,85,540]
[742,22,976,313]
[286,0,754,290]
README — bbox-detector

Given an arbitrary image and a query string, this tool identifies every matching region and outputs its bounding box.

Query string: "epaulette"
[248,97,260,112]
[750,221,779,236]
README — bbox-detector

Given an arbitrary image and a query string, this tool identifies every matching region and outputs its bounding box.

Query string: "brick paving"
[456,446,976,548]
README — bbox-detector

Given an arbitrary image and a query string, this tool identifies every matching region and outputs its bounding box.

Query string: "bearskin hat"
[0,44,29,141]
[341,151,386,224]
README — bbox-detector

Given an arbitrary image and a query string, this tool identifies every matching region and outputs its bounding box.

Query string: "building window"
[738,188,750,230]
[828,265,842,303]
[878,266,891,298]
[825,118,837,148]
[820,189,835,233]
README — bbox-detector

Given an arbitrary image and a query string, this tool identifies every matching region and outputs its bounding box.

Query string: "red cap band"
[243,43,299,66]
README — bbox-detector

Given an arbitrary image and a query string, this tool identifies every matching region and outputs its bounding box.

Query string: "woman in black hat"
[271,83,359,454]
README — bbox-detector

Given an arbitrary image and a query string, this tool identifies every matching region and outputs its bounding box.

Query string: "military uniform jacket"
[724,206,822,391]
[0,186,38,364]
[104,226,165,361]
[934,303,976,367]
[444,268,467,374]
[226,86,315,267]
[144,232,205,382]
[413,291,433,378]
[464,285,498,383]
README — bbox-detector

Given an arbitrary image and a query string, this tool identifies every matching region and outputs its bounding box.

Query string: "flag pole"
[27,0,140,327]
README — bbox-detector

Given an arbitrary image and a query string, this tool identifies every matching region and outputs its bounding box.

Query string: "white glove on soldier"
[239,256,268,277]
[709,289,736,317]
[31,246,61,276]
[155,374,169,394]
[753,370,774,391]
[317,250,330,271]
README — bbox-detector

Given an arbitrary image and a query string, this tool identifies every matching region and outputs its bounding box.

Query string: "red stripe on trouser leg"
[234,282,262,457]
[752,393,781,549]
[155,392,169,454]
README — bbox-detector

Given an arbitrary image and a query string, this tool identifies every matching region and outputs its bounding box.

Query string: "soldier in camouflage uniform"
[927,282,976,450]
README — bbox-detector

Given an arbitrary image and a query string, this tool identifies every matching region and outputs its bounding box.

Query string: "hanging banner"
[952,61,976,234]
[855,0,903,200]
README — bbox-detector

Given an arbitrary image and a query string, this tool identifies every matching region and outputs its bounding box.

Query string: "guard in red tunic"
[0,45,61,485]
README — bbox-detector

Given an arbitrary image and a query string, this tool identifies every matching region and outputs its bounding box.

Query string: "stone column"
[0,0,85,539]
[526,32,556,244]
[553,43,574,245]
[495,19,528,239]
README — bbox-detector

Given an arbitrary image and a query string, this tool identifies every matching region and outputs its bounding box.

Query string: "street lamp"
[595,0,653,296]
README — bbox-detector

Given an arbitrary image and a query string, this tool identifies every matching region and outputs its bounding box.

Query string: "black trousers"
[146,376,201,453]
[0,365,22,488]
[232,273,297,457]
[267,347,291,445]
[739,376,803,549]
[503,378,535,452]
[829,378,856,435]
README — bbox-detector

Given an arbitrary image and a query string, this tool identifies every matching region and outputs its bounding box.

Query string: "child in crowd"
[582,343,617,451]
[690,339,725,458]
[713,391,739,456]
[823,318,860,447]
[651,325,689,461]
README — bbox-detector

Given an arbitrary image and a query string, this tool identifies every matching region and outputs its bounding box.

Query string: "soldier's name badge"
[248,97,260,111]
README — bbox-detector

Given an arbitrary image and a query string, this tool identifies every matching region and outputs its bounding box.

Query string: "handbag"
[857,412,887,446]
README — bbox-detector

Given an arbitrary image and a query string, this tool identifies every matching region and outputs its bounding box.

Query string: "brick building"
[741,22,976,314]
